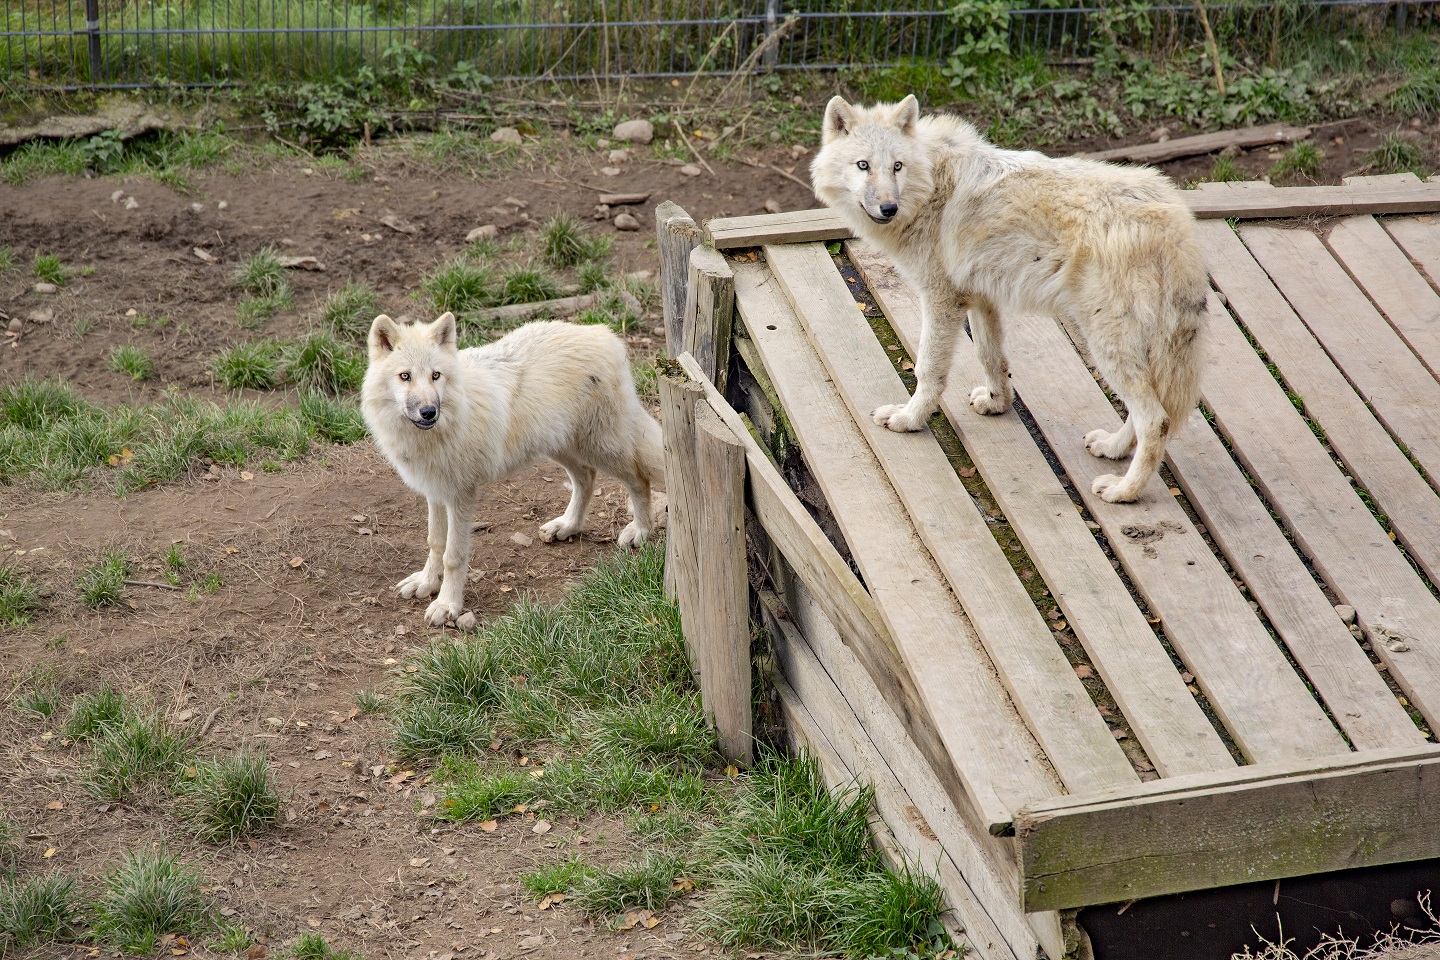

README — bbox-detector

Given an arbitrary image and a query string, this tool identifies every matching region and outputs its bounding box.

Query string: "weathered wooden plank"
[704,207,846,250]
[849,242,1235,780]
[676,353,1002,835]
[692,403,752,765]
[1076,124,1310,164]
[1164,300,1429,749]
[1383,214,1440,301]
[1202,220,1440,590]
[1325,215,1440,378]
[1016,744,1440,912]
[1003,309,1348,762]
[762,588,1052,960]
[1191,229,1440,733]
[658,374,704,652]
[766,242,1136,795]
[1194,180,1275,192]
[731,262,1065,827]
[1341,173,1423,187]
[1240,225,1440,484]
[656,201,702,355]
[681,245,737,392]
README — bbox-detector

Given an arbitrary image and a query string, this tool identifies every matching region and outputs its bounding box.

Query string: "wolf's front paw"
[1085,428,1134,460]
[618,521,650,549]
[872,403,926,433]
[539,516,582,543]
[968,385,1011,416]
[397,570,441,599]
[1091,473,1140,504]
[424,596,463,626]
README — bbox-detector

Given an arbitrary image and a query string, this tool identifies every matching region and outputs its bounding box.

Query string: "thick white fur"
[362,314,665,625]
[811,95,1207,503]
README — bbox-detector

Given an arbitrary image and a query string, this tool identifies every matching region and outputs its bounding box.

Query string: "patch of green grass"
[0,378,91,429]
[284,331,365,395]
[1206,154,1244,183]
[85,711,194,800]
[522,856,596,898]
[1391,65,1440,118]
[401,639,501,707]
[583,688,717,770]
[93,846,214,953]
[0,873,82,950]
[78,550,129,609]
[233,247,288,298]
[0,565,44,630]
[178,751,283,842]
[211,920,252,953]
[572,852,688,917]
[0,247,15,272]
[1270,140,1322,182]
[298,390,368,443]
[318,282,380,340]
[288,931,359,960]
[1366,132,1429,177]
[391,700,492,761]
[31,254,70,286]
[63,684,131,741]
[236,288,295,329]
[213,341,284,391]
[14,673,62,719]
[109,345,156,382]
[422,259,497,313]
[437,766,530,821]
[164,544,188,585]
[540,214,611,268]
[577,261,610,294]
[631,357,658,401]
[353,686,386,715]
[500,263,562,305]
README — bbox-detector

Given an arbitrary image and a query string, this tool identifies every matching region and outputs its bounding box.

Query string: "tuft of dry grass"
[1233,893,1439,960]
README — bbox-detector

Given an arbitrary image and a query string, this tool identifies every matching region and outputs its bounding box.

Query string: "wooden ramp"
[658,177,1440,960]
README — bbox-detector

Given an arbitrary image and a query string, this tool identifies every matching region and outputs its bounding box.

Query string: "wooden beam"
[655,201,702,356]
[681,245,737,392]
[1016,744,1440,912]
[1074,125,1310,164]
[702,183,1440,249]
[658,373,704,642]
[693,403,753,765]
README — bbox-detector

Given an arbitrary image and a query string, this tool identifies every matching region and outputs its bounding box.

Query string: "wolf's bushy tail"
[635,413,667,493]
[1153,297,1206,435]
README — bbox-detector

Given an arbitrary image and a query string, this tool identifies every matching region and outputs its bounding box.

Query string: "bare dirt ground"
[1,103,1437,960]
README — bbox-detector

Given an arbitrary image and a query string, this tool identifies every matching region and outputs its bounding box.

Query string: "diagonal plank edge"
[844,241,1235,780]
[1001,310,1348,762]
[729,260,1066,819]
[763,241,1136,796]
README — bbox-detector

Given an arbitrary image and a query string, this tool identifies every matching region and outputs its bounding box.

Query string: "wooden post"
[658,372,704,638]
[682,244,736,393]
[693,403,753,765]
[655,201,702,357]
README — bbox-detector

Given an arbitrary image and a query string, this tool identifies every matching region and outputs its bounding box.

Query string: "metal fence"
[0,0,1433,91]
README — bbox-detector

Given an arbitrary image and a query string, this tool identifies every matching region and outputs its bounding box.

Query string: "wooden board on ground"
[731,260,1064,831]
[1003,310,1348,762]
[1325,215,1440,377]
[1162,300,1430,748]
[705,207,850,250]
[1016,743,1440,912]
[1200,221,1440,588]
[1383,214,1440,290]
[1076,124,1309,164]
[847,242,1236,780]
[764,241,1137,796]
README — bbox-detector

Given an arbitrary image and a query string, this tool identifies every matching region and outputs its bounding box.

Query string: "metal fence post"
[763,0,779,72]
[84,0,102,85]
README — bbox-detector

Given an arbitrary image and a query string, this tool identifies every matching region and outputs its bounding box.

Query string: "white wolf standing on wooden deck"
[362,313,665,625]
[811,94,1208,503]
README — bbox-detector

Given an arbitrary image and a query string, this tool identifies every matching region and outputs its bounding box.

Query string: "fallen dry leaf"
[672,877,695,893]
[380,214,417,235]
[531,820,551,835]
[409,857,430,867]
[958,466,976,478]
[192,247,218,264]
[480,820,498,833]
[288,556,305,568]
[1073,664,1093,680]
[240,471,254,481]
[45,800,64,810]
[43,847,56,858]
[247,945,268,960]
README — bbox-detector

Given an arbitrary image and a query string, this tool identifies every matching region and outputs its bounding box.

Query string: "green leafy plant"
[79,550,129,609]
[540,214,611,268]
[109,345,157,382]
[0,565,44,629]
[213,341,285,391]
[31,254,70,286]
[93,847,214,953]
[1270,140,1322,182]
[178,751,283,842]
[319,282,381,339]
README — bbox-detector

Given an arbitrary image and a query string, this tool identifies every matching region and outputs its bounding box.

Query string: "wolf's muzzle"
[412,404,439,429]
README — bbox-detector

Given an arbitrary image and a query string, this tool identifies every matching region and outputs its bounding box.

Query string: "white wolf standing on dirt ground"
[811,94,1208,504]
[362,313,665,626]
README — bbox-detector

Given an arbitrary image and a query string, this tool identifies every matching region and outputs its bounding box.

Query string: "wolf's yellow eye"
[431,371,441,381]
[399,372,411,382]
[894,161,904,172]
[857,160,869,171]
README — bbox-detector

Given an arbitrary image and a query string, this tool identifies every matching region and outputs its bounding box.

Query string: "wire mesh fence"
[0,0,1433,91]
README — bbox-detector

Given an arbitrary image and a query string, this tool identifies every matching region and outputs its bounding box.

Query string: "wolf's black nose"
[419,405,437,422]
[879,202,899,218]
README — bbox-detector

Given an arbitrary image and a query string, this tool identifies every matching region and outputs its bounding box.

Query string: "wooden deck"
[658,177,1440,960]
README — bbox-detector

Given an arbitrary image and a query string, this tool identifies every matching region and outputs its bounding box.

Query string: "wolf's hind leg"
[873,292,964,432]
[397,498,445,599]
[1091,384,1169,504]
[425,497,473,626]
[1085,419,1136,460]
[539,461,597,543]
[966,297,1012,415]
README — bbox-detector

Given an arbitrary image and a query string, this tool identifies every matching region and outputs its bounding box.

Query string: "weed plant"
[577,261,610,294]
[1366,132,1428,176]
[31,254,69,285]
[284,331,365,395]
[93,846,213,953]
[422,259,497,313]
[0,565,44,629]
[298,391,368,443]
[288,932,360,960]
[1207,154,1244,183]
[540,214,611,268]
[500,264,562,305]
[178,751,283,842]
[85,712,194,800]
[63,684,131,741]
[522,857,596,898]
[572,852,689,916]
[78,550,128,608]
[0,247,15,272]
[0,873,82,950]
[14,674,61,718]
[109,345,156,382]
[319,282,380,339]
[1270,140,1323,182]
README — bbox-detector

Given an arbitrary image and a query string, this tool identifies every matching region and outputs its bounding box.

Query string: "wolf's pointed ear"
[895,95,920,136]
[432,311,457,349]
[369,314,400,360]
[823,96,855,142]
